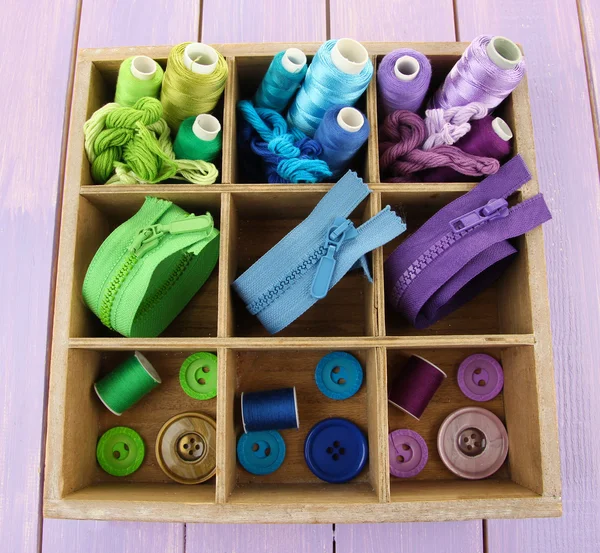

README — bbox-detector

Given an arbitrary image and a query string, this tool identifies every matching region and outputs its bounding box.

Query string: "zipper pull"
[449,198,509,233]
[311,217,358,299]
[129,213,214,257]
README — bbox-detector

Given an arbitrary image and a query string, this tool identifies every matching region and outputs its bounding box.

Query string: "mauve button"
[437,406,508,480]
[389,429,428,478]
[457,353,504,402]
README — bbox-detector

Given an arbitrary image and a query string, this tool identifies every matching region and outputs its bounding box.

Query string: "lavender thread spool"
[430,35,525,114]
[377,49,432,115]
[388,355,447,419]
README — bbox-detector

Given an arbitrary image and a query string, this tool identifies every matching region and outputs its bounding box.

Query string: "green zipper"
[83,197,220,337]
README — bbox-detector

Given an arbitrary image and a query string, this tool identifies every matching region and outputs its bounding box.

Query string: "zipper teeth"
[136,253,194,318]
[391,225,476,305]
[99,254,139,329]
[247,245,327,315]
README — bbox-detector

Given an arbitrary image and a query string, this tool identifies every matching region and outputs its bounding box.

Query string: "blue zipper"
[233,172,406,334]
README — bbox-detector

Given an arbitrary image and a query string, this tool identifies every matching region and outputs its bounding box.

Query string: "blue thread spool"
[241,387,300,433]
[314,107,370,178]
[255,49,308,113]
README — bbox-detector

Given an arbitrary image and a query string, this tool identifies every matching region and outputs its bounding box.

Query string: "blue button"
[304,418,368,483]
[237,430,286,475]
[315,352,363,400]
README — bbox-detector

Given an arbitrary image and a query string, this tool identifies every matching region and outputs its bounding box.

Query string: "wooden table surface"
[1,0,599,551]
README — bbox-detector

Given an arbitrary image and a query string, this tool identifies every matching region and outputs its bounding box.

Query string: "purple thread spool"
[388,355,447,419]
[378,49,432,115]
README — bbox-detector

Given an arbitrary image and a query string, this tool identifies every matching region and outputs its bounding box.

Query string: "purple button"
[388,429,428,478]
[457,354,504,402]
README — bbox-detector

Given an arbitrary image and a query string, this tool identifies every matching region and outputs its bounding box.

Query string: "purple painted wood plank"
[330,0,455,41]
[0,1,78,552]
[42,520,184,553]
[580,0,600,143]
[187,525,333,553]
[201,0,325,43]
[329,2,483,551]
[455,1,600,551]
[41,1,200,552]
[188,3,332,551]
[78,0,200,48]
[335,522,483,553]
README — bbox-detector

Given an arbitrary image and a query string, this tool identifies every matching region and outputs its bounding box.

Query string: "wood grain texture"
[78,0,200,48]
[579,0,600,152]
[41,0,200,551]
[42,520,184,553]
[330,0,456,41]
[201,0,326,43]
[329,3,483,552]
[455,0,600,551]
[186,525,332,553]
[0,1,78,552]
[335,522,483,553]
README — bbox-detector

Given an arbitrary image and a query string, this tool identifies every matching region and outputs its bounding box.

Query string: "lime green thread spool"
[161,42,228,133]
[174,114,222,162]
[115,56,164,107]
[94,352,161,415]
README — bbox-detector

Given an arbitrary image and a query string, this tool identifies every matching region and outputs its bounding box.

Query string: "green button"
[179,352,218,400]
[96,426,145,477]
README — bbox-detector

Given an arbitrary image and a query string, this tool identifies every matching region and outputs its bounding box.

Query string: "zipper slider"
[129,213,214,257]
[449,198,509,233]
[311,217,358,299]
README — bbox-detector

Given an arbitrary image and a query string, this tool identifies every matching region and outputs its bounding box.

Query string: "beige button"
[156,412,217,484]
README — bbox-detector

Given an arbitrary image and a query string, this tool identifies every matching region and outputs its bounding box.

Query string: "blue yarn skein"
[238,99,332,183]
[314,106,370,178]
[255,50,308,112]
[288,40,374,137]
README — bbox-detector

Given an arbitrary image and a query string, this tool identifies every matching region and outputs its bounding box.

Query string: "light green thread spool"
[174,114,222,162]
[94,352,161,415]
[161,42,228,132]
[115,56,164,107]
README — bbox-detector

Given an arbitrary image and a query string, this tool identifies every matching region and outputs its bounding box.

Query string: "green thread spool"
[115,56,164,107]
[161,42,228,132]
[94,352,161,415]
[174,114,222,162]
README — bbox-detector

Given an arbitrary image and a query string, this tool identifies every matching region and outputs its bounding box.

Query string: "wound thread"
[241,387,300,433]
[115,56,164,107]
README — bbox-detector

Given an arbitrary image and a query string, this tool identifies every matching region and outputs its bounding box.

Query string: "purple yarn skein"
[377,49,432,115]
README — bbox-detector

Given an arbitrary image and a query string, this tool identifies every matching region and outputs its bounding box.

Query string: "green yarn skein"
[84,97,219,185]
[115,56,164,107]
[174,116,222,162]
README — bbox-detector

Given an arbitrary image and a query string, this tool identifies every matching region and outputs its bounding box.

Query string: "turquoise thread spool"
[94,352,161,415]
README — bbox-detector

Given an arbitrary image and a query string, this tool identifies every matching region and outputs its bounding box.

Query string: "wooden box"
[43,42,561,523]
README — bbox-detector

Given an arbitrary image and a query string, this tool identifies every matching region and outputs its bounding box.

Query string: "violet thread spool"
[377,49,432,115]
[388,355,447,419]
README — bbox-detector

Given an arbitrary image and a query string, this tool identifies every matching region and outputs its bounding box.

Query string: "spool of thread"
[241,387,300,433]
[431,35,525,113]
[94,352,161,415]
[314,106,370,178]
[115,56,164,107]
[255,49,308,112]
[424,116,512,182]
[173,114,222,161]
[377,49,432,115]
[161,42,228,132]
[288,39,373,137]
[388,355,446,420]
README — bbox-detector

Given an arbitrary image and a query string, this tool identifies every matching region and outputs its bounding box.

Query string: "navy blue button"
[237,430,286,475]
[304,418,368,483]
[315,352,363,400]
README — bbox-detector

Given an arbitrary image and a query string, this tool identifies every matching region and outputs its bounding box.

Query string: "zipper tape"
[83,196,219,337]
[233,171,406,334]
[384,155,552,329]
